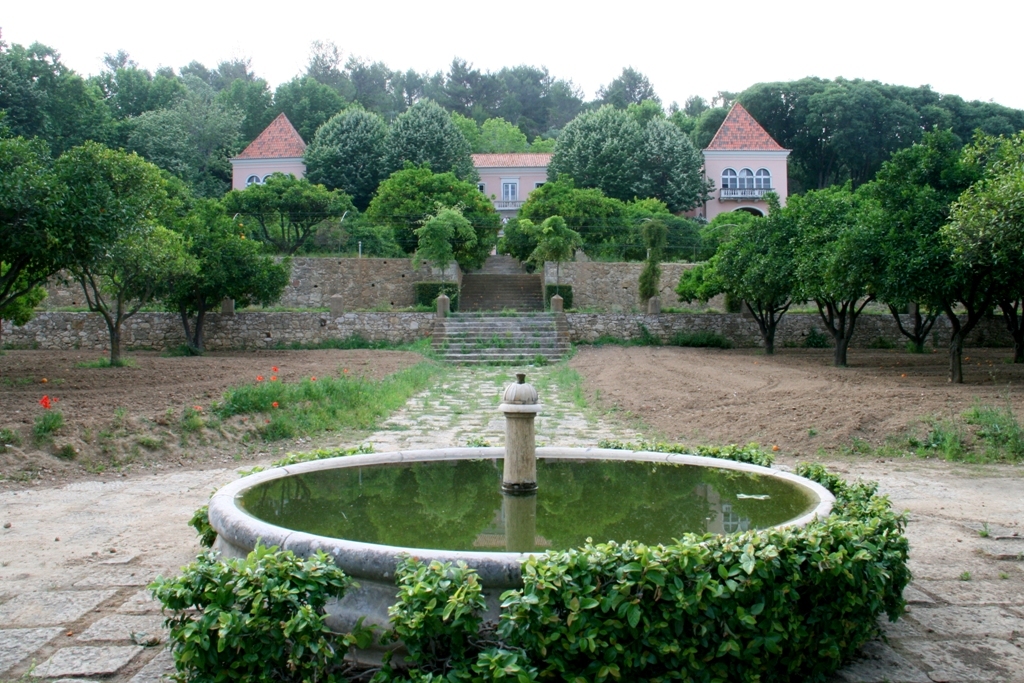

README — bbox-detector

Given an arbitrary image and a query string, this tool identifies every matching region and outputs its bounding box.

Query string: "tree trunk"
[834,335,850,367]
[193,308,207,354]
[998,299,1024,363]
[888,303,937,353]
[107,319,122,367]
[764,319,776,355]
[949,330,965,384]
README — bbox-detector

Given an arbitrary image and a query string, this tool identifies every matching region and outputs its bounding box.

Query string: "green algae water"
[240,459,818,553]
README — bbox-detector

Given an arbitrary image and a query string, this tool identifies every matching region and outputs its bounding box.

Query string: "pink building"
[472,153,552,219]
[700,103,790,221]
[229,113,307,190]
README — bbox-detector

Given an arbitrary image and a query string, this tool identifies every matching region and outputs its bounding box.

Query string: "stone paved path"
[1,365,1021,682]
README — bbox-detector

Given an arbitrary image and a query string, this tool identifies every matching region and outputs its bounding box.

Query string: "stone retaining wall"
[544,261,701,312]
[2,311,435,351]
[565,312,1013,349]
[42,257,460,311]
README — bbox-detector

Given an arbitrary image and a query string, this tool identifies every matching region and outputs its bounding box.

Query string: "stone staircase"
[459,255,544,312]
[433,313,570,365]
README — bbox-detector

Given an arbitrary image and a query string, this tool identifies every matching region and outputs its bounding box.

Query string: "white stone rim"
[208,447,835,588]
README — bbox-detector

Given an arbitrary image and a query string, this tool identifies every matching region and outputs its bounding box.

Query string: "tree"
[868,130,976,353]
[450,112,482,151]
[126,78,242,197]
[790,185,884,366]
[217,76,274,142]
[597,67,660,108]
[548,106,707,212]
[518,175,626,251]
[55,143,194,365]
[526,216,582,293]
[304,108,387,210]
[677,196,798,354]
[272,77,347,142]
[164,200,290,353]
[0,137,68,313]
[0,279,46,347]
[382,100,476,180]
[366,165,499,269]
[222,174,355,255]
[946,132,1024,367]
[478,117,529,153]
[304,40,354,98]
[638,219,668,304]
[415,206,477,280]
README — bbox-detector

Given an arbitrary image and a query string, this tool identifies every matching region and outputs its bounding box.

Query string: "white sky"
[4,0,1023,110]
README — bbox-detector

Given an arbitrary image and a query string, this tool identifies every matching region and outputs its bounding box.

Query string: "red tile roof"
[705,103,786,152]
[472,153,552,168]
[235,113,306,159]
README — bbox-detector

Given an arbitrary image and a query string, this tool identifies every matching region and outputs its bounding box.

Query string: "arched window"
[738,168,754,190]
[246,175,260,186]
[721,168,737,189]
[755,168,771,190]
[262,175,274,183]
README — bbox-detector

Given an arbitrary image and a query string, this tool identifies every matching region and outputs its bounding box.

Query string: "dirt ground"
[0,349,424,488]
[570,345,1024,457]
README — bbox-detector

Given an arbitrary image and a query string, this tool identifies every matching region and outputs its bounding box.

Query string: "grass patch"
[668,330,733,349]
[272,336,435,357]
[0,427,22,452]
[76,357,138,368]
[215,361,440,441]
[54,443,77,460]
[531,361,588,411]
[33,410,64,442]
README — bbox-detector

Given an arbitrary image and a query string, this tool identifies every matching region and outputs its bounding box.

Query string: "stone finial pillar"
[549,294,563,313]
[436,293,450,319]
[499,373,541,494]
[221,298,235,315]
[329,294,345,319]
[647,296,661,315]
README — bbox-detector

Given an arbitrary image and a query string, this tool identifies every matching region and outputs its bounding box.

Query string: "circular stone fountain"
[208,374,834,647]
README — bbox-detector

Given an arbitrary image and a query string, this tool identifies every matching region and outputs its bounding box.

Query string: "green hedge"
[414,282,459,311]
[545,284,573,310]
[163,448,909,683]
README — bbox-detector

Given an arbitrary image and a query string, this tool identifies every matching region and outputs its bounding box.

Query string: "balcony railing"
[494,200,524,210]
[720,187,773,200]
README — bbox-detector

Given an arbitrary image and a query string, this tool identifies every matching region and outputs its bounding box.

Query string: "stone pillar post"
[503,493,537,553]
[436,293,450,319]
[221,298,235,315]
[499,373,540,494]
[647,296,661,315]
[329,294,345,319]
[549,294,563,313]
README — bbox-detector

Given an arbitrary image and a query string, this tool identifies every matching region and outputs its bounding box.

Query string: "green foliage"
[415,206,477,278]
[165,199,291,353]
[188,505,217,548]
[479,117,530,153]
[963,402,1024,461]
[524,216,582,288]
[598,67,660,108]
[383,100,477,180]
[304,107,387,210]
[519,176,625,250]
[544,284,572,310]
[414,282,460,311]
[76,356,138,368]
[669,330,734,349]
[0,427,22,452]
[223,174,355,255]
[33,410,64,441]
[367,165,500,269]
[54,443,77,460]
[150,545,353,683]
[497,462,908,683]
[803,327,832,348]
[272,76,347,142]
[215,362,439,441]
[0,283,46,332]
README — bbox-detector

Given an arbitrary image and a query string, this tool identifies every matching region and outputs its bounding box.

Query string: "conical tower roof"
[705,103,785,152]
[234,113,306,159]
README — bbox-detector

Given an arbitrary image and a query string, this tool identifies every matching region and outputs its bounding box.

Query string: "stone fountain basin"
[208,447,835,650]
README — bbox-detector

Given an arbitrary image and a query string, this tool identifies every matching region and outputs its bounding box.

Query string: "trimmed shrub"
[804,326,832,348]
[151,545,360,683]
[545,284,573,310]
[414,282,459,311]
[670,329,734,349]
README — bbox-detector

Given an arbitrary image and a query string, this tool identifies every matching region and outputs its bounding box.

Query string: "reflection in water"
[241,459,818,552]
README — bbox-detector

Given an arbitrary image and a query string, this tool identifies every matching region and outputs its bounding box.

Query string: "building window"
[534,181,545,189]
[246,175,261,186]
[755,168,772,189]
[263,175,274,183]
[477,183,486,193]
[738,168,754,189]
[721,168,737,189]
[502,181,518,202]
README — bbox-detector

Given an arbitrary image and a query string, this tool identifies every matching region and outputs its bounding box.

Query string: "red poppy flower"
[39,395,52,409]
[272,366,279,373]
[272,402,279,409]
[192,405,202,412]
[256,375,264,382]
[310,376,317,381]
[270,376,278,381]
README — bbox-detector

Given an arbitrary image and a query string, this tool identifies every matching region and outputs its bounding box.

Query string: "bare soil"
[570,346,1024,457]
[0,349,424,488]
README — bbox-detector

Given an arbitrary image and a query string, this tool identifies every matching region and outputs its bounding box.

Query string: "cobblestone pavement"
[1,365,1021,682]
